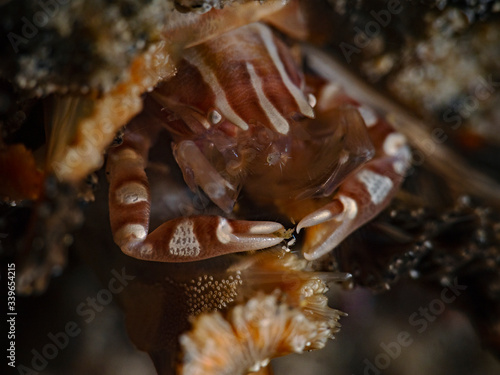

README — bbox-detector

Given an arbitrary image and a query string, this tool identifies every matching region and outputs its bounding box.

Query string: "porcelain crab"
[105,17,412,263]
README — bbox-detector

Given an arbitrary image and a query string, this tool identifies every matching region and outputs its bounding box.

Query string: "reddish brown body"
[106,14,411,263]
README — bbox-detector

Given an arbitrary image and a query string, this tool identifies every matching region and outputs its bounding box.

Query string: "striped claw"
[112,216,285,263]
[298,111,411,261]
[106,119,285,263]
[127,216,285,263]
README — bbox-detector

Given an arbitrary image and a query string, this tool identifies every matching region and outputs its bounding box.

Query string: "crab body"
[106,16,411,263]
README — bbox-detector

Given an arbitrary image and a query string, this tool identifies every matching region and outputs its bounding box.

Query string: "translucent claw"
[173,140,238,213]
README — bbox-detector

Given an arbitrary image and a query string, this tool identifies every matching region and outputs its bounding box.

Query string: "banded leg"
[106,118,285,263]
[297,106,411,260]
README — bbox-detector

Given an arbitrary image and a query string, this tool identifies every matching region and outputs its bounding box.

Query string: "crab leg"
[151,22,314,136]
[297,108,411,260]
[172,140,238,214]
[106,118,285,263]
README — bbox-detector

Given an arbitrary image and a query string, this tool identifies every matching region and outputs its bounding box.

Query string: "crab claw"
[297,196,359,260]
[107,119,286,263]
[173,140,238,213]
[120,216,286,263]
[297,129,411,261]
[209,218,286,252]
